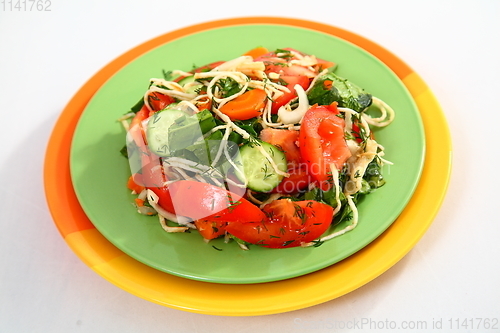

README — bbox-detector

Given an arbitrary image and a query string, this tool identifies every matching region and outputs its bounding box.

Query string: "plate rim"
[44,16,452,316]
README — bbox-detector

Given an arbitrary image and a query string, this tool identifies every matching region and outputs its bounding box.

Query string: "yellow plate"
[44,17,451,316]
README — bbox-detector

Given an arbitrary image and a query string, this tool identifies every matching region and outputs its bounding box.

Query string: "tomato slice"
[194,219,227,240]
[129,106,149,129]
[126,121,175,212]
[127,105,150,148]
[259,127,301,167]
[254,49,319,113]
[299,104,351,188]
[271,75,310,114]
[271,166,311,194]
[156,180,266,223]
[226,199,333,248]
[146,92,175,113]
[254,49,325,79]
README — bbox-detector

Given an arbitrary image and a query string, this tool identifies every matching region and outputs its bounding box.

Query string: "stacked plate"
[44,17,451,316]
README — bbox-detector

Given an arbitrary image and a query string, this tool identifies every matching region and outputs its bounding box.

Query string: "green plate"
[70,24,424,284]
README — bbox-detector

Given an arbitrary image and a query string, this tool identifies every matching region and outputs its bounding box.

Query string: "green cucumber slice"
[238,141,287,192]
[146,108,190,156]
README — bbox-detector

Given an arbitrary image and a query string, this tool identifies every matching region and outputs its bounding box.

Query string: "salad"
[118,47,395,249]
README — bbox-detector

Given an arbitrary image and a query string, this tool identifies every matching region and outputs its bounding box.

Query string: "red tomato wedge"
[128,106,149,147]
[146,92,175,113]
[194,220,227,240]
[129,106,149,130]
[299,104,351,188]
[281,47,336,72]
[271,75,310,114]
[254,53,317,78]
[254,48,332,79]
[226,199,334,248]
[155,180,266,223]
[259,128,311,193]
[139,158,178,214]
[271,166,311,194]
[259,127,301,167]
[126,123,176,213]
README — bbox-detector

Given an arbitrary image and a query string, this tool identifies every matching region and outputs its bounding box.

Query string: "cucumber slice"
[146,108,189,156]
[146,108,218,157]
[237,141,287,192]
[177,75,195,86]
[177,75,202,94]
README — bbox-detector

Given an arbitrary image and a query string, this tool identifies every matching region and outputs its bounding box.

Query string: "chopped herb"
[212,245,223,251]
[277,78,289,86]
[274,48,293,59]
[151,112,162,125]
[162,69,174,81]
[120,145,128,158]
[345,132,356,141]
[226,193,242,212]
[215,77,241,98]
[268,61,287,67]
[311,240,324,247]
[293,204,307,224]
[261,163,273,180]
[264,210,275,220]
[129,97,144,114]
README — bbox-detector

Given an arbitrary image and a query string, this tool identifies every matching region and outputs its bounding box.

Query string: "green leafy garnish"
[119,144,128,158]
[162,69,175,81]
[128,97,144,114]
[307,73,372,112]
[274,48,293,59]
[216,77,241,98]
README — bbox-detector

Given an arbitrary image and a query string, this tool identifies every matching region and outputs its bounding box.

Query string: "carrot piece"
[134,198,145,207]
[314,60,336,72]
[242,46,269,59]
[219,89,267,120]
[127,174,145,194]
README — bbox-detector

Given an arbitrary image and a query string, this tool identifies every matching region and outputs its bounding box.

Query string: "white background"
[1,1,499,332]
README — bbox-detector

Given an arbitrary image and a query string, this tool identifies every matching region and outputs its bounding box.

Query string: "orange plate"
[44,17,451,316]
